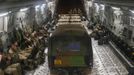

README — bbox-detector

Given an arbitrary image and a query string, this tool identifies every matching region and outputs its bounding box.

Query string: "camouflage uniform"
[8,48,20,64]
[4,63,22,75]
[0,69,4,75]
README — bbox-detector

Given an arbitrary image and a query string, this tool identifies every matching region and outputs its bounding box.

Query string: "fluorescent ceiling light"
[0,12,9,17]
[35,5,40,9]
[130,10,134,13]
[20,8,29,12]
[112,6,120,10]
[100,4,104,6]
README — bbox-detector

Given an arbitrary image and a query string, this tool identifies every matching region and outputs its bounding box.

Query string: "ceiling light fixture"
[130,10,134,13]
[20,8,29,12]
[112,6,120,10]
[0,12,9,17]
[35,5,40,9]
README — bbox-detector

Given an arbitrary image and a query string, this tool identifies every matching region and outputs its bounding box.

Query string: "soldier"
[77,8,81,14]
[0,51,4,68]
[8,41,20,63]
[4,41,22,75]
[73,8,77,14]
[4,63,22,75]
[24,32,32,48]
[0,39,3,63]
[0,40,11,69]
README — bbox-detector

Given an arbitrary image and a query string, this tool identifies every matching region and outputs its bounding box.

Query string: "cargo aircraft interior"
[0,0,134,75]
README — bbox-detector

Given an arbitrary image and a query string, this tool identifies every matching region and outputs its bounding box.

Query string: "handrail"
[109,41,134,75]
[109,41,134,67]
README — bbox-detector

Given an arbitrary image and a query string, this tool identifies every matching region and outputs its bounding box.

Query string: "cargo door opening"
[56,0,85,15]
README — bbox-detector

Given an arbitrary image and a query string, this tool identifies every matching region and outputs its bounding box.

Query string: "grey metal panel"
[94,1,134,7]
[0,0,44,11]
[109,41,134,75]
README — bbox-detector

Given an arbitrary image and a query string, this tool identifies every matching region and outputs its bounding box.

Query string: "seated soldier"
[4,63,22,75]
[0,43,11,69]
[77,8,81,14]
[9,41,18,52]
[8,41,20,63]
[24,32,32,48]
[0,41,3,62]
[0,51,4,68]
[0,39,3,63]
[0,51,12,69]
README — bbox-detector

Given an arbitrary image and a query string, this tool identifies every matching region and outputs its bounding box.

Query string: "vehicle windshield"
[52,36,81,51]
